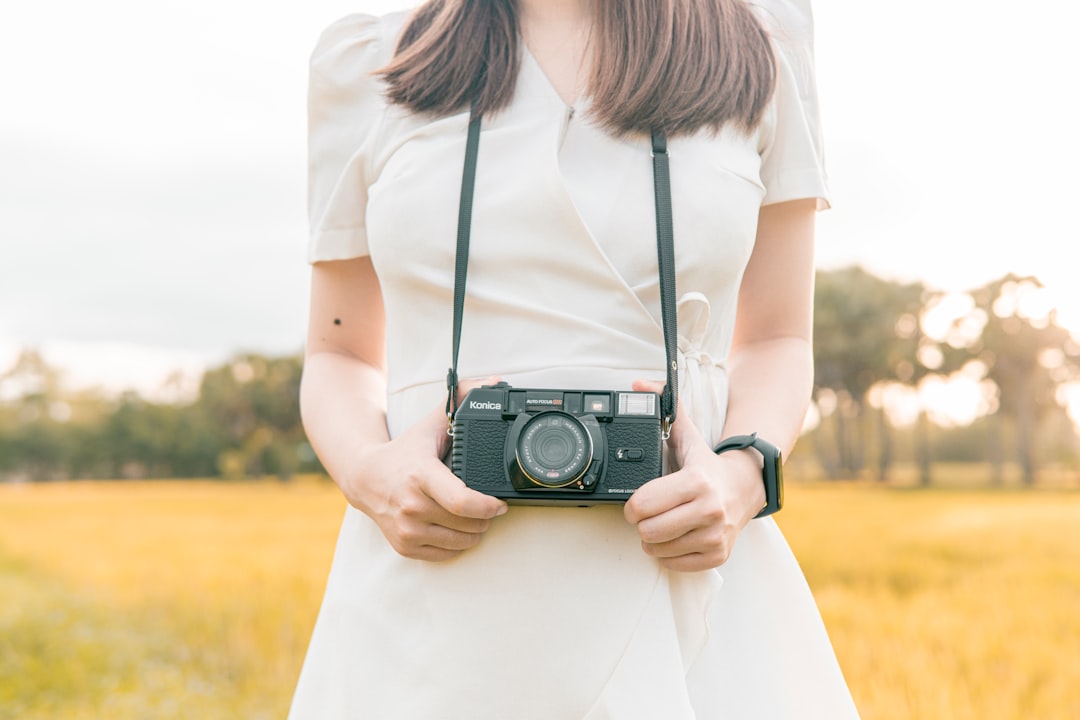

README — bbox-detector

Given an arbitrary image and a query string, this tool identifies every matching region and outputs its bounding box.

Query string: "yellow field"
[1,479,1078,719]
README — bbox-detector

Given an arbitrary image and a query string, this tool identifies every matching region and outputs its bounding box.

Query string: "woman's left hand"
[623,379,767,572]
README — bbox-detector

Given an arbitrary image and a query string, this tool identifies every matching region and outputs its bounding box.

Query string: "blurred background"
[2,1,1078,718]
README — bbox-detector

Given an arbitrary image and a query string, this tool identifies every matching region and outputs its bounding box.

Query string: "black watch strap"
[713,433,784,518]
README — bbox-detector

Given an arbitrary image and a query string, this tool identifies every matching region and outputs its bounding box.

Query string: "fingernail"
[495,504,509,516]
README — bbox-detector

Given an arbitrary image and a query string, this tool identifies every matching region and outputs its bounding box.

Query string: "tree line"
[0,353,315,482]
[2,267,1078,484]
[813,268,1079,485]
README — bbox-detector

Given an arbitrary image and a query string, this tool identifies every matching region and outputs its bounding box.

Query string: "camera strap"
[445,109,484,426]
[446,107,679,438]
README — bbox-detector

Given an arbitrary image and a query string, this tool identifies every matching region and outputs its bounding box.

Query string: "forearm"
[721,335,814,458]
[299,350,390,488]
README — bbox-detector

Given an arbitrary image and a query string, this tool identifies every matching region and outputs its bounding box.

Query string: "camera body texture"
[451,382,662,505]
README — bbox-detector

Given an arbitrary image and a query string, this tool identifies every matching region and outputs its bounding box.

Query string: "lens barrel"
[515,413,592,487]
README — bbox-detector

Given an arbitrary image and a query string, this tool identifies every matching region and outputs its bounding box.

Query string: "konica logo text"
[469,401,502,410]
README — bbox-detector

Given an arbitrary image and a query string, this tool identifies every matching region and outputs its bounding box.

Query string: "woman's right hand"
[302,260,506,561]
[341,399,509,562]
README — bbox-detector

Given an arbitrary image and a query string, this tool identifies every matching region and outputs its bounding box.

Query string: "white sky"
[2,0,1078,399]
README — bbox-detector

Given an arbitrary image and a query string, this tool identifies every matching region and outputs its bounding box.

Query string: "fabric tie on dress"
[675,292,729,447]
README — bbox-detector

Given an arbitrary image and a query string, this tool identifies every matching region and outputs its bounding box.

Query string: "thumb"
[631,377,699,459]
[631,378,666,395]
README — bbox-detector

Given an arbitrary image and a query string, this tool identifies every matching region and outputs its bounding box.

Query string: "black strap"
[446,110,483,419]
[651,130,678,434]
[447,109,678,435]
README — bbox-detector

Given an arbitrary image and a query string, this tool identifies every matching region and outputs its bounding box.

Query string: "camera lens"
[515,413,593,488]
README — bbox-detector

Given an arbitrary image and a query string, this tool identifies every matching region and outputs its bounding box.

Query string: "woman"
[292,0,859,717]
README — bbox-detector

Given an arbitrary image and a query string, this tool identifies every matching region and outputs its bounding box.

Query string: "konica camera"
[451,382,662,505]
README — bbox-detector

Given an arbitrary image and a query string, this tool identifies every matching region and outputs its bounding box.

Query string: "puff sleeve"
[306,15,387,262]
[755,0,830,209]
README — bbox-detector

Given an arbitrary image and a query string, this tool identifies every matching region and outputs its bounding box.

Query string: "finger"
[401,545,463,563]
[421,467,508,520]
[416,523,486,552]
[455,375,502,406]
[631,377,665,395]
[394,484,495,533]
[656,553,719,573]
[426,507,494,534]
[635,499,705,544]
[624,469,701,524]
[385,510,469,560]
[641,526,718,559]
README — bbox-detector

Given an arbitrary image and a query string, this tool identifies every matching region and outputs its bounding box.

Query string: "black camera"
[451,382,663,505]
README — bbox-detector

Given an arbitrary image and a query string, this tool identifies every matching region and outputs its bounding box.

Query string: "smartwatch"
[713,433,784,518]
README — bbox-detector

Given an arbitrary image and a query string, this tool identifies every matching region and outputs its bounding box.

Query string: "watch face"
[769,450,784,512]
[752,438,782,518]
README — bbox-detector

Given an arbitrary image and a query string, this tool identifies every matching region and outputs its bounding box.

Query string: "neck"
[515,0,594,107]
[516,0,591,24]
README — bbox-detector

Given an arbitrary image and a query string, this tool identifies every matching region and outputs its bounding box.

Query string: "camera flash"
[617,393,656,416]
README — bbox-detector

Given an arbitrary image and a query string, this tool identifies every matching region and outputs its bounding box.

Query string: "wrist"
[336,442,390,515]
[713,433,784,518]
[712,449,767,522]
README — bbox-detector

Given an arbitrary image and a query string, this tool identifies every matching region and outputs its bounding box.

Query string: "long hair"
[379,0,776,136]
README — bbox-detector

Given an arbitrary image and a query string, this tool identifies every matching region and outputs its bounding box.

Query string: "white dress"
[292,3,859,718]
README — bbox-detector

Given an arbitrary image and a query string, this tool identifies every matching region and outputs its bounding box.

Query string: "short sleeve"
[307,15,386,262]
[754,0,830,209]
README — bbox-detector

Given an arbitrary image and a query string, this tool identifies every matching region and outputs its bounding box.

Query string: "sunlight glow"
[994,280,1057,328]
[920,293,987,349]
[919,373,998,429]
[1058,383,1080,432]
[868,381,920,428]
[921,293,974,341]
[868,361,999,430]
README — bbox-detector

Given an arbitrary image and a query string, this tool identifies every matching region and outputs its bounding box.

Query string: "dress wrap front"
[292,3,859,717]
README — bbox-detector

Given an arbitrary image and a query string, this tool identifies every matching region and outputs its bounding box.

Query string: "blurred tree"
[955,275,1080,486]
[97,393,218,478]
[0,348,311,482]
[194,354,305,480]
[0,348,64,424]
[813,267,930,480]
[5,421,70,480]
[0,349,71,479]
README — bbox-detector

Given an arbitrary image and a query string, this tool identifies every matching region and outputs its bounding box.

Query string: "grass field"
[1,478,1078,719]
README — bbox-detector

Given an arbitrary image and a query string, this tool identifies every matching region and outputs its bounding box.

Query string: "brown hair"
[379,0,776,137]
